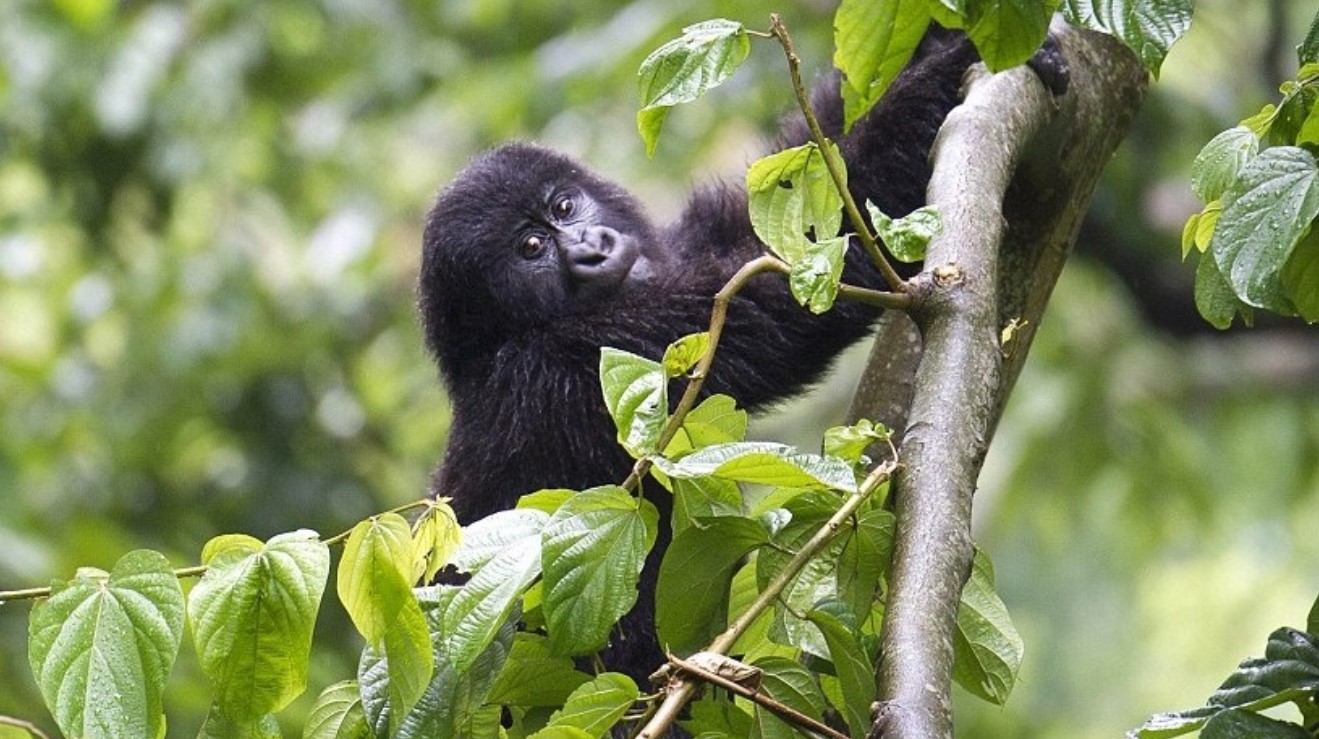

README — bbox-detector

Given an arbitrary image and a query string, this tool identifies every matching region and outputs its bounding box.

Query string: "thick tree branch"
[868,26,1148,739]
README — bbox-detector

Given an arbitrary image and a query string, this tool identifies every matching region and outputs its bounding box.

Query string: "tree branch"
[869,25,1148,739]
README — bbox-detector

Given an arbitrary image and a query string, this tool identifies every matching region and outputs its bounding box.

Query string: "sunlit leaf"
[665,393,748,457]
[487,633,592,707]
[28,550,184,739]
[1192,127,1259,202]
[637,20,750,155]
[411,499,462,584]
[535,673,639,739]
[789,236,848,313]
[824,419,891,465]
[653,441,858,493]
[303,680,371,739]
[599,347,668,458]
[662,332,710,377]
[189,530,329,720]
[197,706,280,739]
[868,202,941,263]
[337,513,419,646]
[834,0,929,129]
[747,143,845,264]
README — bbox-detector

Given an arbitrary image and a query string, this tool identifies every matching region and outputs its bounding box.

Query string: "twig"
[666,653,849,739]
[637,462,893,738]
[621,255,791,492]
[0,714,52,739]
[768,14,906,293]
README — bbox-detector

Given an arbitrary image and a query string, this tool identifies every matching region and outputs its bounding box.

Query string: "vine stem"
[768,14,907,294]
[621,254,791,492]
[636,462,893,738]
[0,499,436,602]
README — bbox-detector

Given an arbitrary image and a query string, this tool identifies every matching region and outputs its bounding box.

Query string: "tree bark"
[864,25,1148,739]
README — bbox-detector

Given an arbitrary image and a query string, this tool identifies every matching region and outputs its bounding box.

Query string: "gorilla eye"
[520,235,546,259]
[552,196,575,219]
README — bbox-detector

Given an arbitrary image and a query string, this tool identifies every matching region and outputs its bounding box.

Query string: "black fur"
[419,29,981,685]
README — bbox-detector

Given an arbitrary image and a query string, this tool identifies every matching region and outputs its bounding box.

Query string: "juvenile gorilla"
[419,30,979,682]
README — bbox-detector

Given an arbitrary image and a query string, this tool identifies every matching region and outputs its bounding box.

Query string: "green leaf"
[953,549,1023,705]
[303,680,371,739]
[189,530,330,720]
[536,673,639,739]
[868,202,942,263]
[1200,709,1311,739]
[338,513,421,646]
[756,491,845,658]
[662,332,710,377]
[807,607,875,739]
[824,419,891,465]
[412,499,462,583]
[1195,252,1249,329]
[746,143,845,263]
[789,236,848,313]
[443,510,546,673]
[487,633,592,707]
[637,19,750,155]
[1062,0,1193,74]
[834,0,929,129]
[541,486,659,656]
[517,488,577,515]
[665,393,748,457]
[836,508,895,619]
[381,597,435,724]
[1309,590,1319,638]
[1131,628,1319,737]
[391,594,518,739]
[28,549,184,739]
[964,0,1053,71]
[1299,103,1319,147]
[1192,127,1260,202]
[749,657,829,739]
[197,706,281,739]
[1210,146,1319,312]
[653,441,858,493]
[670,476,744,535]
[599,347,668,458]
[201,534,263,565]
[657,516,769,655]
[1280,226,1319,321]
[1301,8,1319,66]
[681,696,754,738]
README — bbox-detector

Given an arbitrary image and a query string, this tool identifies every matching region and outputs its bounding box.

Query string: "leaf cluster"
[1181,6,1319,327]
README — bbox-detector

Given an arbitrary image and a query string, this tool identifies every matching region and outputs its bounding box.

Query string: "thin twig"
[0,715,52,739]
[666,654,849,739]
[768,14,906,293]
[637,462,893,738]
[620,255,790,492]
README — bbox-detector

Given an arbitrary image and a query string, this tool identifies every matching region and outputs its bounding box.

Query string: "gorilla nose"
[581,225,618,252]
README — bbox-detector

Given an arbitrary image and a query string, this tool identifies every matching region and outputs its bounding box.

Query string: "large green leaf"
[748,657,829,739]
[486,633,592,707]
[966,0,1054,71]
[1191,127,1260,202]
[541,486,659,655]
[637,19,750,155]
[1280,226,1319,322]
[1063,0,1193,74]
[656,516,769,655]
[953,549,1023,705]
[1210,146,1319,312]
[28,550,184,739]
[653,441,858,493]
[534,673,639,739]
[833,0,929,129]
[188,530,329,720]
[599,347,668,458]
[442,510,546,672]
[807,606,875,739]
[337,513,420,646]
[746,143,844,264]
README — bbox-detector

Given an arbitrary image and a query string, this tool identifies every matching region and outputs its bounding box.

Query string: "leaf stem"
[0,715,52,739]
[636,462,893,738]
[768,14,907,293]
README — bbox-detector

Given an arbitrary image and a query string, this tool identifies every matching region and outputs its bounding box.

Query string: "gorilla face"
[420,143,668,361]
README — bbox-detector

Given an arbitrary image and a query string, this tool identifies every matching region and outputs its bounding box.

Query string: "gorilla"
[418,29,990,683]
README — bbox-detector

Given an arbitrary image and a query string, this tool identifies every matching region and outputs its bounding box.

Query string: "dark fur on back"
[418,29,980,686]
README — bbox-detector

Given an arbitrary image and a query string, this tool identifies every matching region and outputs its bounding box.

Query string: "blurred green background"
[0,0,1316,736]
